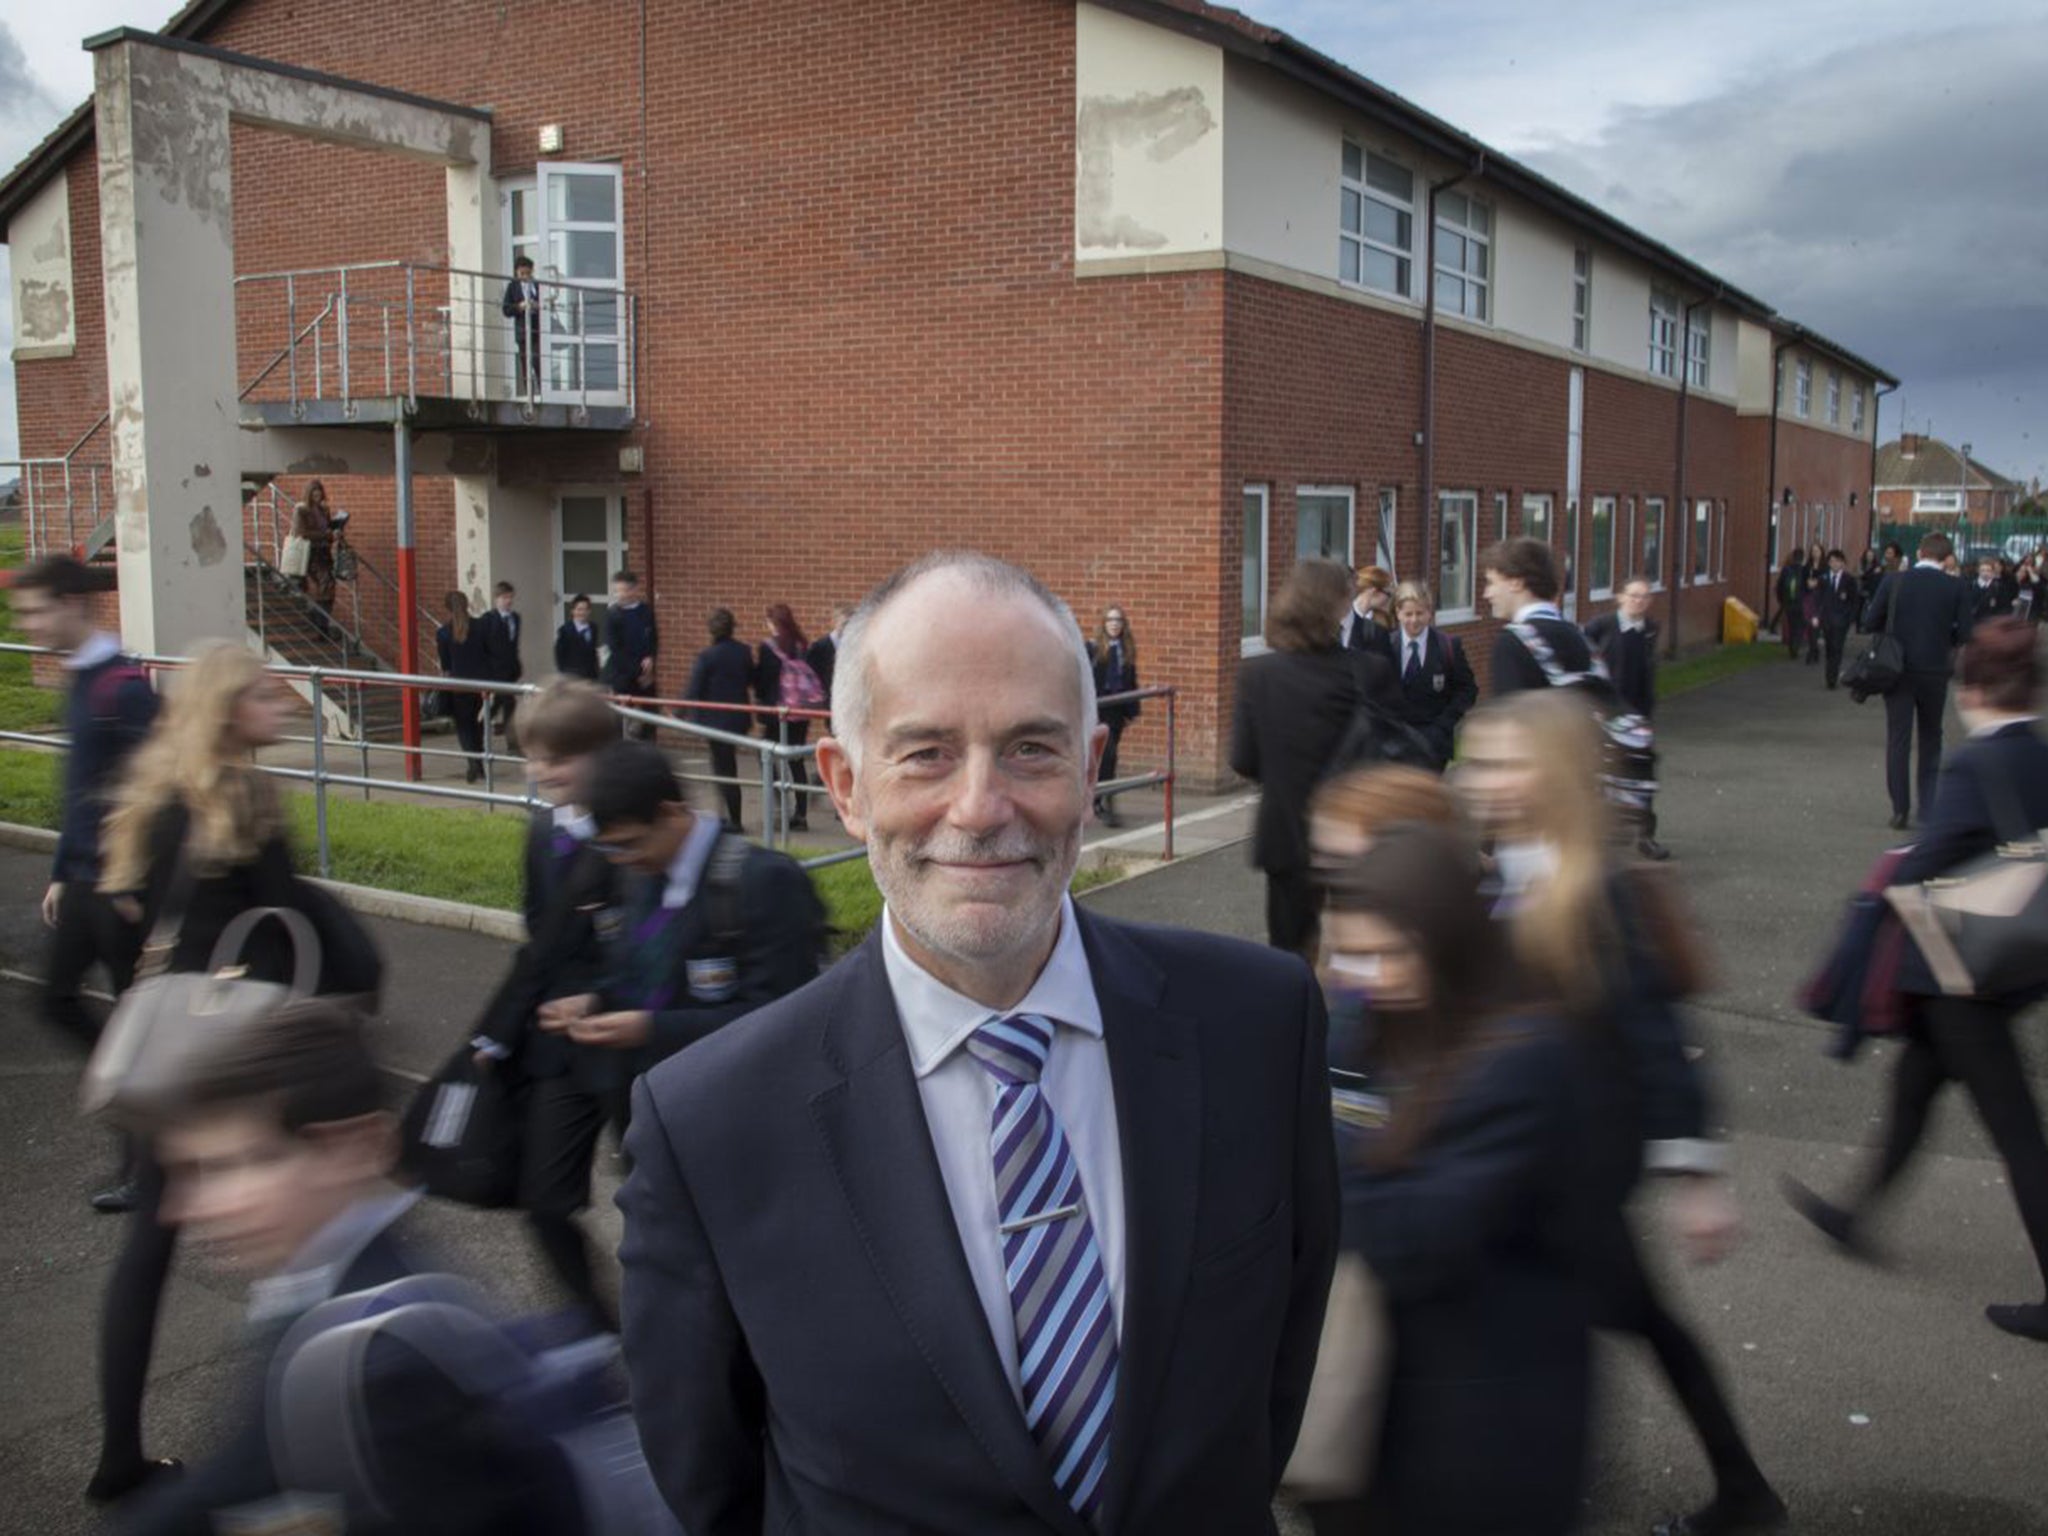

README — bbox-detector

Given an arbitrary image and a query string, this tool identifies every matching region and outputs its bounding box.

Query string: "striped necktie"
[966,1014,1117,1525]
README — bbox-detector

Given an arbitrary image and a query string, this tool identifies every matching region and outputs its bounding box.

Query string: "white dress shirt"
[881,897,1127,1402]
[1400,631,1427,675]
[660,808,726,909]
[63,631,122,672]
[1512,599,1563,624]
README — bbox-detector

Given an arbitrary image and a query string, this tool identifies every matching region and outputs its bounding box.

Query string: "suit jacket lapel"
[809,937,1090,1536]
[1079,911,1200,1534]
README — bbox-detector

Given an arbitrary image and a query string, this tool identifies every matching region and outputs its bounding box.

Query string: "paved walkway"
[2,652,2045,1533]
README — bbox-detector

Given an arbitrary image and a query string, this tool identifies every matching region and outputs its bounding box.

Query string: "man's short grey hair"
[831,552,1096,766]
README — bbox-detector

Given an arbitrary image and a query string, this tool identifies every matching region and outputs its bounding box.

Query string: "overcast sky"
[3,1,2042,486]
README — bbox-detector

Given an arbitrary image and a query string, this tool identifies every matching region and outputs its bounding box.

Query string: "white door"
[554,493,630,631]
[535,164,626,407]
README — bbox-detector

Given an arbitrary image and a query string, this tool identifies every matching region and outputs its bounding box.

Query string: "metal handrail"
[240,296,337,400]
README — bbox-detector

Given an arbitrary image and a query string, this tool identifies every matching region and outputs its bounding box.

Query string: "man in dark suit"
[1812,549,1859,690]
[1862,531,1975,828]
[619,552,1338,1535]
[1483,536,1595,693]
[482,581,525,752]
[1584,575,1670,860]
[501,255,543,396]
[554,593,602,682]
[1386,580,1477,770]
[683,607,758,830]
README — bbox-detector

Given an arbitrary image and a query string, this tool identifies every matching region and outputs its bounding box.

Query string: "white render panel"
[9,170,75,357]
[1490,202,1576,353]
[1074,3,1223,259]
[1221,56,1343,280]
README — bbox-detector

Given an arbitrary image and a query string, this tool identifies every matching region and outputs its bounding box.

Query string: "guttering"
[1420,152,1485,586]
[1667,293,1716,658]
[1763,336,1794,618]
[1868,381,1901,550]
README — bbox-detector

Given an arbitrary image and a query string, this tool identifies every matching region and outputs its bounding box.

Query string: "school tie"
[1403,638,1422,684]
[965,1014,1117,1525]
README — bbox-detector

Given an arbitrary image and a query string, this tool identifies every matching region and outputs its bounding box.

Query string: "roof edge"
[79,27,490,121]
[1778,321,1899,389]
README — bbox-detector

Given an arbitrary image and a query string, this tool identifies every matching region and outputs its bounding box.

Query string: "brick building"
[1873,435,2024,527]
[2,0,1896,786]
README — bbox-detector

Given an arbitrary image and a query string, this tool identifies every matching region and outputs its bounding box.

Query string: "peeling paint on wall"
[16,280,73,345]
[1076,87,1216,251]
[189,505,228,566]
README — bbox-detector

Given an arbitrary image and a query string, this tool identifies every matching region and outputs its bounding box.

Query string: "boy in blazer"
[1861,532,1976,828]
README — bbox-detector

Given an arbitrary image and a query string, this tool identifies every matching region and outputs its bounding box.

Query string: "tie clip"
[1001,1203,1081,1234]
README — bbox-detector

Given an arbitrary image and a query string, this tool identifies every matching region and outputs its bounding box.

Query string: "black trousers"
[491,687,521,749]
[1821,620,1850,689]
[520,1074,630,1330]
[43,880,140,1050]
[706,740,744,829]
[782,719,812,829]
[1856,997,2048,1294]
[513,318,541,392]
[449,690,484,762]
[1265,868,1320,960]
[96,1154,176,1481]
[1884,671,1948,820]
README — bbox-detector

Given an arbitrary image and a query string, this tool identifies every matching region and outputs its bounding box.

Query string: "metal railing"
[0,645,1181,880]
[234,260,637,417]
[7,413,113,560]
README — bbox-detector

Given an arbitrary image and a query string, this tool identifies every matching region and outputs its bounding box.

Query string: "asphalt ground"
[2,650,2046,1533]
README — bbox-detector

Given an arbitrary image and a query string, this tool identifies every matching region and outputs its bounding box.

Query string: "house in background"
[2,0,1897,785]
[1873,435,2024,527]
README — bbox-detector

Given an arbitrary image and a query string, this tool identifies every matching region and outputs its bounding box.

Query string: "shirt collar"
[1970,714,2041,739]
[247,1186,420,1325]
[1492,838,1559,897]
[1915,559,1944,570]
[1513,600,1561,623]
[661,809,725,909]
[63,631,122,672]
[883,895,1103,1078]
[1619,616,1645,633]
[552,802,596,841]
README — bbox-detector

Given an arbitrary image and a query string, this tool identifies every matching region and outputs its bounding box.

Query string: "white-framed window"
[1685,309,1710,389]
[1642,497,1666,589]
[1692,499,1712,583]
[1563,498,1581,607]
[1522,492,1553,546]
[1717,498,1728,577]
[1794,358,1812,418]
[1375,487,1397,576]
[554,490,631,632]
[1826,369,1841,425]
[1340,143,1415,299]
[1493,491,1509,543]
[1648,288,1679,378]
[1571,249,1591,352]
[1437,491,1479,619]
[1589,495,1617,598]
[1852,384,1866,434]
[1434,190,1491,321]
[1914,488,1964,514]
[1296,486,1355,565]
[1621,496,1636,579]
[501,162,627,403]
[1241,485,1270,655]
[1774,355,1784,410]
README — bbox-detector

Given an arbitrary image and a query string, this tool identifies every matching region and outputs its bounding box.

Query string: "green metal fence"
[1878,519,2048,564]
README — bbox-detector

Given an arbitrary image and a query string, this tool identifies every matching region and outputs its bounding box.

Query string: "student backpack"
[1503,619,1658,828]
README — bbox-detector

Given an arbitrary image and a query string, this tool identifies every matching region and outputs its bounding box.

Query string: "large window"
[1297,487,1355,564]
[1433,191,1491,321]
[1685,309,1710,388]
[1914,488,1963,514]
[1852,384,1866,434]
[1648,289,1679,378]
[1794,358,1812,418]
[1494,491,1510,543]
[502,163,627,403]
[1589,495,1617,598]
[1340,144,1415,299]
[1692,499,1713,582]
[1375,487,1398,576]
[555,492,630,630]
[1571,249,1591,352]
[1438,491,1479,618]
[1642,497,1666,588]
[1826,368,1842,425]
[1242,486,1269,654]
[1522,492,1553,546]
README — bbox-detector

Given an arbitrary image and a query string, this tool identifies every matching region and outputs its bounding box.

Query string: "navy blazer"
[806,634,838,702]
[1232,646,1398,873]
[617,909,1339,1536]
[1581,614,1657,719]
[1812,567,1860,630]
[685,637,756,729]
[1892,721,2048,1000]
[554,620,601,682]
[1490,613,1595,696]
[1387,627,1479,745]
[1861,566,1973,674]
[55,649,157,883]
[603,603,659,694]
[481,608,524,682]
[478,812,617,1078]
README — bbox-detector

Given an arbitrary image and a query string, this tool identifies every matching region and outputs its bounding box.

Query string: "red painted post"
[394,421,421,782]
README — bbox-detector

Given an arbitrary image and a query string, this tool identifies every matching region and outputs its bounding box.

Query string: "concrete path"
[2,651,2045,1533]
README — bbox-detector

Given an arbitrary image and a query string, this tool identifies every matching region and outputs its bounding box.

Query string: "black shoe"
[1985,1302,2048,1341]
[466,764,483,784]
[789,817,809,832]
[1887,811,1910,830]
[85,1457,183,1504]
[1652,1485,1788,1536]
[1781,1176,1874,1261]
[89,1180,140,1215]
[1637,837,1671,862]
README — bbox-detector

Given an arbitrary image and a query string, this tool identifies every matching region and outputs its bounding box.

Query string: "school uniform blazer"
[478,811,617,1078]
[806,634,838,702]
[1812,568,1861,630]
[1489,615,1595,697]
[616,908,1339,1536]
[1231,646,1396,874]
[684,637,756,728]
[1581,614,1657,720]
[553,620,601,681]
[1388,628,1479,739]
[1861,566,1974,674]
[481,608,524,682]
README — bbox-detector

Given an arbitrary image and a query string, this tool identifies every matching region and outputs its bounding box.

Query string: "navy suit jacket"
[1388,627,1478,745]
[1861,566,1973,674]
[617,908,1338,1535]
[481,608,524,682]
[554,620,601,681]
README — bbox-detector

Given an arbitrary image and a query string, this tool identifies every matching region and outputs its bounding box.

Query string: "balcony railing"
[234,260,637,420]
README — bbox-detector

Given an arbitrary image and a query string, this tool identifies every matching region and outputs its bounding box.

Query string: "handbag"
[1884,764,2048,999]
[1842,572,1904,702]
[400,1043,525,1209]
[1279,1252,1390,1499]
[280,532,313,578]
[81,901,323,1120]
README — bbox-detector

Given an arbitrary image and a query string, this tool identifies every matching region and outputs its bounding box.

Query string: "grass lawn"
[1658,642,1785,701]
[0,744,1119,950]
[0,525,61,734]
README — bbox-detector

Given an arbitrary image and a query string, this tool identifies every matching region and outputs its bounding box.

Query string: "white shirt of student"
[1402,634,1426,673]
[660,808,726,909]
[882,896,1126,1402]
[1513,599,1563,624]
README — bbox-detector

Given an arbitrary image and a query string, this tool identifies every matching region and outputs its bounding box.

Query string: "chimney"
[1900,433,1921,457]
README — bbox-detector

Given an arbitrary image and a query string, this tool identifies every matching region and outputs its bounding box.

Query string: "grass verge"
[0,525,60,734]
[1658,643,1785,702]
[0,745,1121,948]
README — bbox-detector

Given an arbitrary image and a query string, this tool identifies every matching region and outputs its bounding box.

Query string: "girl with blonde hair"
[1456,690,1785,1536]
